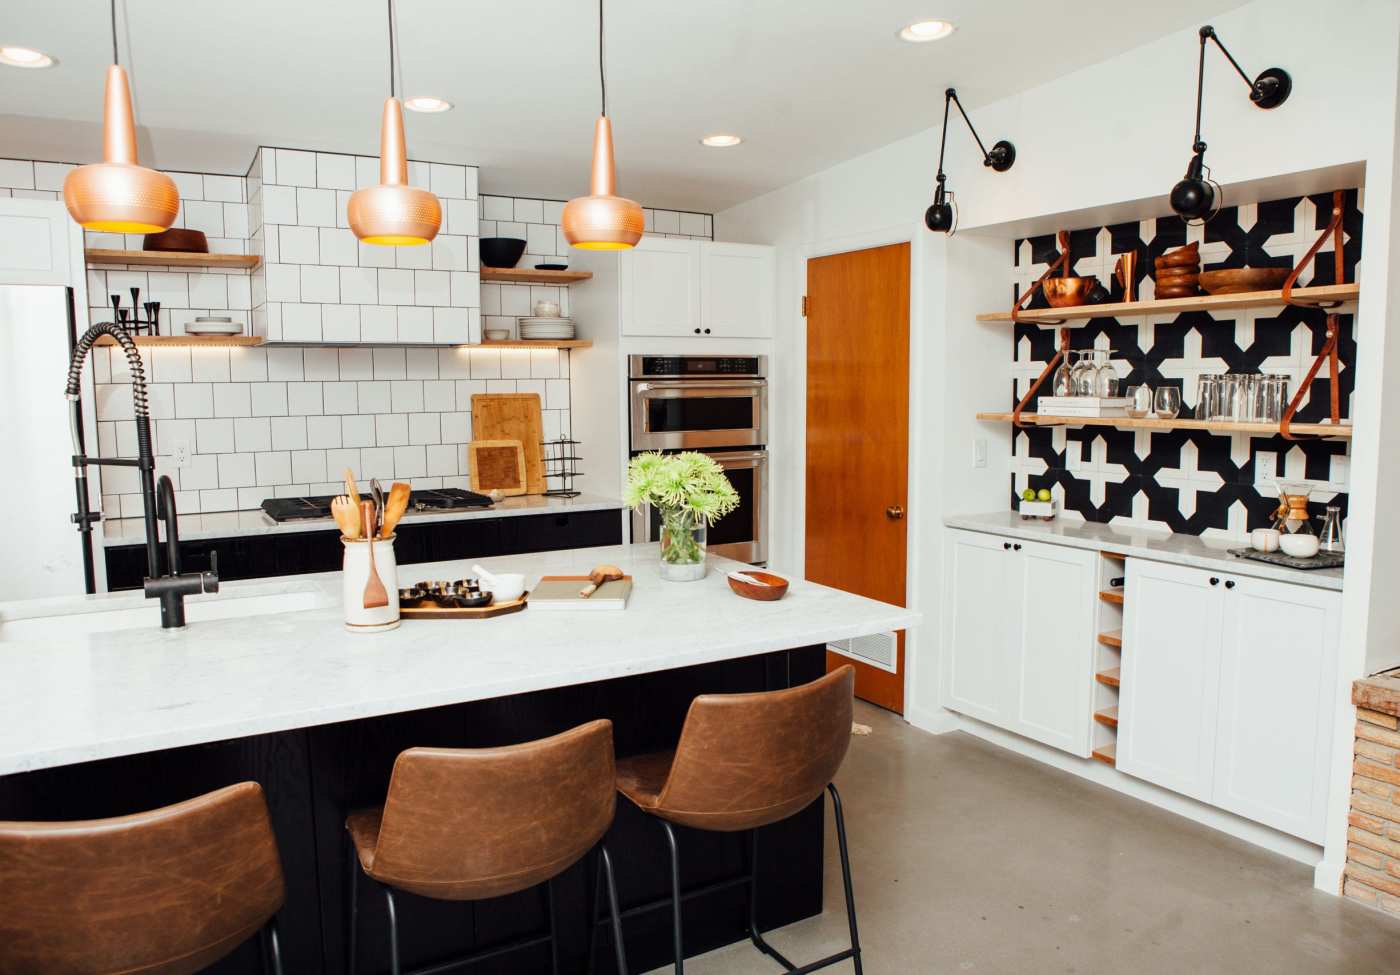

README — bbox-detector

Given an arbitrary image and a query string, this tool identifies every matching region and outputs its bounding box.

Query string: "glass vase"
[658,506,707,582]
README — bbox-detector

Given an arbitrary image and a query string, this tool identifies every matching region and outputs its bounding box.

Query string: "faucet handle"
[203,549,220,593]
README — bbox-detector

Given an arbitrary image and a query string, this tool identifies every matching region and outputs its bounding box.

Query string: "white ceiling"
[1,0,1247,213]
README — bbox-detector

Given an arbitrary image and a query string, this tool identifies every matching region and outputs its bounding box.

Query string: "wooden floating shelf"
[93,334,264,348]
[1095,668,1121,688]
[86,249,261,270]
[977,412,1353,440]
[480,267,592,285]
[1099,589,1124,605]
[1093,707,1119,729]
[976,283,1359,325]
[1098,630,1123,649]
[468,340,593,350]
[1091,743,1117,766]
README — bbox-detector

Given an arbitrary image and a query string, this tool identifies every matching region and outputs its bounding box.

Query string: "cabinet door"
[619,238,701,337]
[1118,559,1224,801]
[0,198,77,286]
[1008,540,1097,756]
[1212,577,1341,841]
[941,529,1015,725]
[700,242,774,338]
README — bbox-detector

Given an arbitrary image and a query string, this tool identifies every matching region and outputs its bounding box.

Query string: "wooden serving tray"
[399,593,528,620]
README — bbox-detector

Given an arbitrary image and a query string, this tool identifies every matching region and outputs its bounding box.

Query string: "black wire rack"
[541,439,582,498]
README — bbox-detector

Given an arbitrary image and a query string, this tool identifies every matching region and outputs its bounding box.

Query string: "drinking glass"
[1218,374,1241,421]
[1154,386,1181,419]
[1092,350,1118,397]
[1257,375,1289,423]
[1053,350,1075,398]
[1071,352,1097,397]
[1196,375,1220,421]
[1126,384,1153,418]
[1237,375,1261,422]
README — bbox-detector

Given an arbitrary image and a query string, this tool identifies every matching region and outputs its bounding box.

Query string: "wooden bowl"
[1197,268,1290,295]
[727,570,790,601]
[1041,276,1099,308]
[1155,242,1199,269]
[143,228,209,253]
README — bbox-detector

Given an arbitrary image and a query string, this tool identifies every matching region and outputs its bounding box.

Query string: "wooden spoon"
[330,495,360,539]
[360,500,388,609]
[343,468,361,509]
[380,482,411,538]
[579,564,624,598]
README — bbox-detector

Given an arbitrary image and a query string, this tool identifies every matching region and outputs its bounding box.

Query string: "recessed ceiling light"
[0,46,55,68]
[701,134,743,148]
[898,20,955,43]
[404,95,452,113]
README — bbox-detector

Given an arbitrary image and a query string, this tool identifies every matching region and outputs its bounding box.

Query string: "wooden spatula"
[360,500,388,609]
[330,495,360,539]
[579,564,624,598]
[380,482,411,538]
[343,468,361,509]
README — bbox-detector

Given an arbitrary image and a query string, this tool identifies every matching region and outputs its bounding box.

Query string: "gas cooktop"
[261,488,494,523]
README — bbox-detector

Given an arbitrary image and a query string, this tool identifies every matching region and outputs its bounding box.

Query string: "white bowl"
[1279,533,1320,558]
[533,300,561,317]
[484,329,512,342]
[1250,528,1281,553]
[481,573,526,602]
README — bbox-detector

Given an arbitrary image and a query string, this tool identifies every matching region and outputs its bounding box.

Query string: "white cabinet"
[941,529,1097,757]
[1119,558,1341,841]
[1118,560,1224,802]
[619,239,774,338]
[619,238,700,337]
[701,242,774,338]
[0,198,79,286]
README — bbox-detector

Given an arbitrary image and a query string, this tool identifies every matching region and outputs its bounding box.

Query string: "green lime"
[1022,488,1037,502]
[1037,488,1052,502]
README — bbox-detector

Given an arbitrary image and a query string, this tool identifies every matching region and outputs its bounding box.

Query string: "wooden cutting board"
[472,393,545,494]
[467,439,526,496]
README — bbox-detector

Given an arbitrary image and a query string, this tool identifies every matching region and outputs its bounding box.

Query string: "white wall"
[717,0,1400,889]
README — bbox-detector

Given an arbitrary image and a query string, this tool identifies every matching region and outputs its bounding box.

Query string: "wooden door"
[1212,576,1341,841]
[1118,559,1224,802]
[805,242,910,712]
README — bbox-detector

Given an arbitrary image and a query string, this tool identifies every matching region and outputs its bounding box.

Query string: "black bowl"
[479,237,526,269]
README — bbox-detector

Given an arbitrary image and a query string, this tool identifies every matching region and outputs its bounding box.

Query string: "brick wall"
[1344,675,1400,916]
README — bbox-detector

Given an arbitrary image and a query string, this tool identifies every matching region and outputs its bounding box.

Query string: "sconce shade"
[562,116,643,250]
[63,66,178,233]
[348,97,441,245]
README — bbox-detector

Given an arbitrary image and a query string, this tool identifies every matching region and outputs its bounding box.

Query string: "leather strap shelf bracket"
[1280,190,1346,440]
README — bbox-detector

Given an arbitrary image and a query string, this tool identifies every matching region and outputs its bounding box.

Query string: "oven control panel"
[631,355,765,378]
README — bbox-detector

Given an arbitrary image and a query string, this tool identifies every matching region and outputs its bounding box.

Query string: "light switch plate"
[973,437,987,468]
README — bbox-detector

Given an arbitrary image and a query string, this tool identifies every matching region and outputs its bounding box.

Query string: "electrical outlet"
[973,437,988,468]
[172,439,191,468]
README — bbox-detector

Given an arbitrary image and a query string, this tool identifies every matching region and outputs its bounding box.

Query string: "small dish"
[484,329,512,341]
[727,569,790,601]
[1279,533,1321,558]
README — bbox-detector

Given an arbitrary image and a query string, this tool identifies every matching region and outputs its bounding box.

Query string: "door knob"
[885,505,904,520]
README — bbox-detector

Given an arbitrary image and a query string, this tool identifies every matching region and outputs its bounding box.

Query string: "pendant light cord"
[386,0,398,98]
[598,0,607,117]
[109,0,119,64]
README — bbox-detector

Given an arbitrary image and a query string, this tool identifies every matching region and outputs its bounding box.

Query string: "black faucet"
[65,323,218,629]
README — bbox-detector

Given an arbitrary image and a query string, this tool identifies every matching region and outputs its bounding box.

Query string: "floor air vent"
[828,632,898,673]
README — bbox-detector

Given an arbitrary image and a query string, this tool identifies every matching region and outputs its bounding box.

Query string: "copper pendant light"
[348,0,441,246]
[562,0,643,250]
[63,0,178,233]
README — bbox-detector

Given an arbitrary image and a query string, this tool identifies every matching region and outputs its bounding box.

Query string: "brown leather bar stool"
[344,718,628,975]
[611,665,861,975]
[0,781,287,975]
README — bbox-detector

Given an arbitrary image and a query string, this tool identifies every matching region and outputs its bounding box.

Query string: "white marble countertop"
[0,544,919,776]
[99,492,623,547]
[946,512,1344,591]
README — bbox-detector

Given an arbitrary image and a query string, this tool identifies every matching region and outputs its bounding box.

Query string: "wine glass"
[1154,386,1181,419]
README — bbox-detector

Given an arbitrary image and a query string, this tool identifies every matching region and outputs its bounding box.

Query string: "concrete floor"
[650,702,1400,974]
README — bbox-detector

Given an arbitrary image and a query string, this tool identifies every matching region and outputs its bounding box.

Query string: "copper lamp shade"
[63,65,178,234]
[348,97,441,246]
[562,116,643,250]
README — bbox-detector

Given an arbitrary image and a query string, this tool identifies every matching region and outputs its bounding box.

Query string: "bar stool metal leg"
[660,821,684,974]
[383,885,401,975]
[545,876,560,975]
[266,918,285,975]
[828,783,863,975]
[587,849,603,975]
[747,828,797,970]
[600,842,629,975]
[346,834,360,975]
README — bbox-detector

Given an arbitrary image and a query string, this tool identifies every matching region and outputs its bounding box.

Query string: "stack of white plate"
[517,316,576,340]
[184,316,245,336]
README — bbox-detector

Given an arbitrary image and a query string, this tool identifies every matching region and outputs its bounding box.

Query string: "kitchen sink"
[0,583,332,643]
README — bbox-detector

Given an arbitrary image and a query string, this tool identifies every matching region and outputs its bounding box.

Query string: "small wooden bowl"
[727,570,790,601]
[143,228,209,253]
[1197,268,1290,295]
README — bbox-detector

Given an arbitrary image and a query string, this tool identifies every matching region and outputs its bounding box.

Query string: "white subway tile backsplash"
[301,265,340,303]
[390,380,424,413]
[441,410,471,442]
[376,414,409,447]
[372,348,407,379]
[286,382,323,416]
[446,198,478,237]
[432,307,470,344]
[306,415,342,449]
[250,382,289,416]
[319,227,359,266]
[270,415,308,451]
[196,418,235,454]
[322,381,359,415]
[415,270,451,307]
[166,171,202,200]
[431,235,469,271]
[278,225,319,264]
[277,150,317,187]
[378,268,414,305]
[408,161,431,192]
[393,445,427,478]
[321,303,363,345]
[355,156,378,189]
[426,443,459,477]
[234,417,272,453]
[147,272,190,308]
[191,349,231,383]
[218,453,256,488]
[395,242,432,270]
[422,380,456,412]
[292,449,328,484]
[316,153,356,190]
[204,174,243,202]
[342,415,376,448]
[183,200,225,237]
[188,273,229,310]
[429,163,467,199]
[358,240,395,268]
[397,307,433,343]
[262,185,298,224]
[302,348,340,381]
[296,187,337,227]
[255,451,292,486]
[482,196,512,221]
[653,209,680,233]
[265,347,304,380]
[357,381,391,413]
[282,302,323,341]
[338,348,374,380]
[214,382,252,417]
[174,383,214,418]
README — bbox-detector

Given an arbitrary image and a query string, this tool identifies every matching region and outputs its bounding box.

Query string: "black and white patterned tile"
[1007,191,1360,539]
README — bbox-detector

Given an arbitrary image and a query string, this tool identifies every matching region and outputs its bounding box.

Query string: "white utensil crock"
[342,535,400,632]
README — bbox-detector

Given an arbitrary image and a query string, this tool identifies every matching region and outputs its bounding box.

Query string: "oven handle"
[635,379,766,393]
[705,450,768,465]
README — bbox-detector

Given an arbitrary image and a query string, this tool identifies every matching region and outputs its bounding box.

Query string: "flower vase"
[658,506,707,582]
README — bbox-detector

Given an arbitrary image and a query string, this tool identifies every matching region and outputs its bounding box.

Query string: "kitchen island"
[0,544,918,974]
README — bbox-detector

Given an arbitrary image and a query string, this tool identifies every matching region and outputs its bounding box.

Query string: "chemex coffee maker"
[1270,480,1345,558]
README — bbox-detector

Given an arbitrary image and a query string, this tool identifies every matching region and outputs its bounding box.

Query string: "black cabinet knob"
[703,328,711,334]
[693,327,701,334]
[1225,580,1236,589]
[1209,577,1220,586]
[1003,542,1012,550]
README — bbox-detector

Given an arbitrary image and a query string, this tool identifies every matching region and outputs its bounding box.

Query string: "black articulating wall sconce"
[925,87,1015,235]
[1171,25,1291,223]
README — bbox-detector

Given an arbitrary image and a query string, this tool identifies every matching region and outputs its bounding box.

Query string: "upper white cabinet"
[619,238,774,339]
[700,242,774,338]
[1119,558,1341,841]
[942,528,1097,757]
[0,198,78,287]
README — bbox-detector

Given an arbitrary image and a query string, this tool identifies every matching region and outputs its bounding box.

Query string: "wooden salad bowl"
[727,570,790,601]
